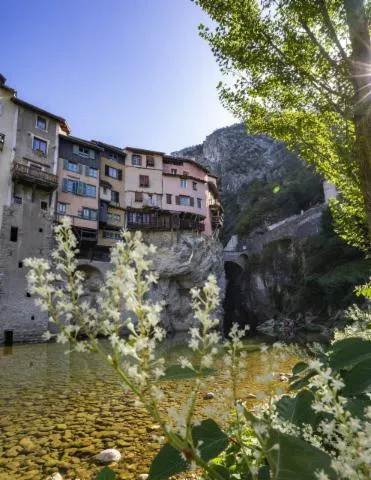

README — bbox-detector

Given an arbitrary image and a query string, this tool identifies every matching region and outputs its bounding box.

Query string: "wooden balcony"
[126,211,205,232]
[12,162,58,190]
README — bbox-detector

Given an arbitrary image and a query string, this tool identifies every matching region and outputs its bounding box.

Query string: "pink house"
[163,156,222,236]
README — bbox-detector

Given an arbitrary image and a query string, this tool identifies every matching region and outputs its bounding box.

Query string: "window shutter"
[78,164,83,174]
[105,165,109,176]
[63,159,68,170]
[62,178,68,192]
[190,197,194,207]
[89,149,95,159]
[176,196,180,205]
[118,169,122,180]
[73,145,79,155]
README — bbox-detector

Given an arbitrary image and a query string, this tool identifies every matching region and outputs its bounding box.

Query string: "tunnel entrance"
[223,261,248,336]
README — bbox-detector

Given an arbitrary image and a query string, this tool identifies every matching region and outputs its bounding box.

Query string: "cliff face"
[145,231,225,333]
[80,231,225,335]
[175,123,291,190]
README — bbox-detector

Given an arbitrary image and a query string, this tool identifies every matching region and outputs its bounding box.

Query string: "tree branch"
[298,15,342,73]
[318,0,349,64]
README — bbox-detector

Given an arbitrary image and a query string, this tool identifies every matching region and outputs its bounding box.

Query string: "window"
[0,133,5,152]
[86,166,98,177]
[146,156,155,167]
[103,230,121,240]
[36,116,47,130]
[180,178,187,188]
[10,226,18,242]
[132,154,142,166]
[105,165,122,179]
[40,201,48,210]
[57,202,66,214]
[64,160,79,173]
[78,146,90,157]
[107,213,120,222]
[80,208,97,221]
[32,137,47,155]
[192,182,197,191]
[13,195,22,204]
[166,194,172,204]
[179,196,190,206]
[111,190,119,204]
[62,179,96,197]
[135,191,143,202]
[108,152,117,161]
[197,198,203,209]
[139,175,149,187]
[171,168,177,175]
[85,184,96,197]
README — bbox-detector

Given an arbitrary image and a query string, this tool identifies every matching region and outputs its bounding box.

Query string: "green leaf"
[275,390,317,427]
[264,429,336,480]
[272,185,281,194]
[292,362,308,375]
[289,370,317,391]
[148,443,187,480]
[96,466,116,480]
[210,464,231,480]
[329,338,371,371]
[192,419,229,462]
[345,395,371,420]
[160,364,214,381]
[342,356,371,396]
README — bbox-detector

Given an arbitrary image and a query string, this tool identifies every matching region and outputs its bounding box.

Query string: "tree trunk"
[344,0,371,248]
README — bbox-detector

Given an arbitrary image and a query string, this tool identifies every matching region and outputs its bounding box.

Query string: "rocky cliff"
[79,231,225,336]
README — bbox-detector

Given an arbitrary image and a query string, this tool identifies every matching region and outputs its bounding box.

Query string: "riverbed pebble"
[203,392,215,400]
[96,448,122,464]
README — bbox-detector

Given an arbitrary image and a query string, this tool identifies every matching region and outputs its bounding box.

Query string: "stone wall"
[0,188,54,344]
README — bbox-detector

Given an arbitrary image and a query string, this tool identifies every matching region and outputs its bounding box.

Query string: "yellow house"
[92,141,126,247]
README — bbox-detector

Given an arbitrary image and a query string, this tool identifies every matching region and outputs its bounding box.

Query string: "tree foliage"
[194,0,371,251]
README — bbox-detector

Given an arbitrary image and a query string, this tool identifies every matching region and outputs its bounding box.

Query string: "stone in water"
[96,448,121,464]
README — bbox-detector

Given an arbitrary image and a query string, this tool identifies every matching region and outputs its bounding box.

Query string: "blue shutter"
[63,159,68,170]
[62,179,68,192]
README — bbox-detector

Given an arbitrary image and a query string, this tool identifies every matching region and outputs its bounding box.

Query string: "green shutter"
[63,159,68,170]
[89,150,95,159]
[73,145,80,155]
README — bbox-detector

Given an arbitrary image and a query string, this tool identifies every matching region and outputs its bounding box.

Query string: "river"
[0,337,300,480]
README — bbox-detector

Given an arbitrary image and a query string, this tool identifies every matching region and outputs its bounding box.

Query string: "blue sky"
[1,0,236,153]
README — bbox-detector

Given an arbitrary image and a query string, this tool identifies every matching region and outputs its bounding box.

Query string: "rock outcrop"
[79,231,225,334]
[145,231,225,333]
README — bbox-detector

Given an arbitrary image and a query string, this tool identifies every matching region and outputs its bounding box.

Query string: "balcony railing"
[127,214,205,232]
[12,162,58,190]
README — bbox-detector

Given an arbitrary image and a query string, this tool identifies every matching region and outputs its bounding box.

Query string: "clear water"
[0,338,300,480]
